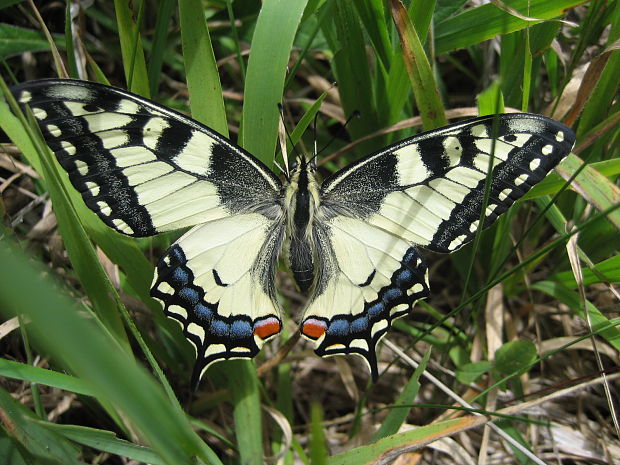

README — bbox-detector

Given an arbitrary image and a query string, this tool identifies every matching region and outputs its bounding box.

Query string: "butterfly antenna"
[315,110,361,160]
[313,111,319,158]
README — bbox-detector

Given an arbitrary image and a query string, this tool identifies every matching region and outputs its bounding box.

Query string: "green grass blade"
[179,0,228,135]
[224,361,265,465]
[114,0,150,96]
[0,359,94,396]
[352,0,392,71]
[148,0,175,97]
[372,349,430,441]
[239,0,308,165]
[385,0,436,127]
[321,0,382,155]
[309,402,328,465]
[532,281,620,351]
[555,154,620,230]
[389,0,447,130]
[0,387,82,465]
[435,0,581,54]
[37,423,166,465]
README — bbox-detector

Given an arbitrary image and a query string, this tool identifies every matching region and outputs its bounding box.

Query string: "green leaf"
[0,359,94,396]
[533,281,620,352]
[389,0,447,130]
[114,0,150,96]
[38,423,166,465]
[0,238,222,465]
[456,361,494,385]
[494,341,537,375]
[0,24,63,59]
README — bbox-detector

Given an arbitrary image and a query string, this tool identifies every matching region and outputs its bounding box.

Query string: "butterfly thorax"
[284,156,320,292]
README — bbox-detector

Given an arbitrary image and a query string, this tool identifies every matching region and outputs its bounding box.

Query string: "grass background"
[0,0,619,464]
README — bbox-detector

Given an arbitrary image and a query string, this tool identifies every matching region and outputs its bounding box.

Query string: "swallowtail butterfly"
[11,79,575,385]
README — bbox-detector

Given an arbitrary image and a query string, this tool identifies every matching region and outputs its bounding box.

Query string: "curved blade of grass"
[0,24,63,59]
[148,0,175,97]
[36,423,166,465]
[64,2,79,79]
[372,349,430,441]
[223,361,264,465]
[555,154,620,230]
[114,0,150,96]
[0,238,223,465]
[552,254,620,287]
[328,417,485,464]
[309,402,328,465]
[352,0,392,71]
[384,0,435,128]
[0,359,94,396]
[434,0,581,54]
[389,0,447,130]
[532,281,620,351]
[239,0,308,165]
[321,0,382,155]
[179,0,228,135]
[0,387,82,465]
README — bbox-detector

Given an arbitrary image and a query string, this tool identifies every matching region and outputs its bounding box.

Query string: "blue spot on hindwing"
[396,269,413,286]
[383,288,402,303]
[231,320,253,338]
[211,320,229,337]
[351,316,369,332]
[194,303,212,321]
[368,302,384,317]
[168,245,186,265]
[171,267,189,286]
[179,287,199,305]
[327,319,350,336]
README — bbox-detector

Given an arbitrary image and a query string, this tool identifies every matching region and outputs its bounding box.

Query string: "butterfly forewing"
[321,113,576,253]
[11,79,282,236]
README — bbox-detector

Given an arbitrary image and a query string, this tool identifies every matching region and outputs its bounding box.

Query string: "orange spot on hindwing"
[253,317,281,340]
[301,318,327,340]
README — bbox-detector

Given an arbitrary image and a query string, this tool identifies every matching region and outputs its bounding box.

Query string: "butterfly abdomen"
[285,156,321,292]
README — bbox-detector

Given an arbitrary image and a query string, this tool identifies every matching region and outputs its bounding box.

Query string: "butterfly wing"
[12,79,285,383]
[11,79,282,236]
[303,114,575,377]
[300,216,429,380]
[152,213,285,387]
[321,113,575,253]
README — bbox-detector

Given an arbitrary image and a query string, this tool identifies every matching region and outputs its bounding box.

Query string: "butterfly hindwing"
[300,216,430,379]
[11,79,282,237]
[151,213,285,386]
[321,113,575,253]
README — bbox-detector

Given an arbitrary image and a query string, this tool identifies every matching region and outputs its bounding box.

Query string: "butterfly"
[11,79,576,385]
